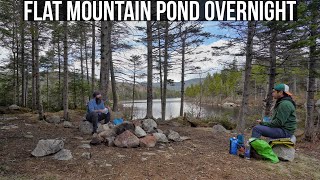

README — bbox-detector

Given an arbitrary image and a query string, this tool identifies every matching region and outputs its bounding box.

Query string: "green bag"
[250,138,279,163]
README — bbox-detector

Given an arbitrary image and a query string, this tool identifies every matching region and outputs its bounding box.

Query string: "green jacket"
[261,97,297,135]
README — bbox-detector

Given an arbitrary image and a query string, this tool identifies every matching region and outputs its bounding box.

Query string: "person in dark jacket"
[86,91,110,134]
[252,84,297,139]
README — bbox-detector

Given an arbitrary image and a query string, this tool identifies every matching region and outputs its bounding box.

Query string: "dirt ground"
[0,112,320,180]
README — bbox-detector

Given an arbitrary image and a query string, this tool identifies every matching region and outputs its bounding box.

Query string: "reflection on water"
[122,98,239,120]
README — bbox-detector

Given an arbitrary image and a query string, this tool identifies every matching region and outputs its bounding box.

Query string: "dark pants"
[251,125,292,139]
[86,112,110,133]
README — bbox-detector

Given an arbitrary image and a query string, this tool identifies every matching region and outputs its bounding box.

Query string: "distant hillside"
[153,78,202,91]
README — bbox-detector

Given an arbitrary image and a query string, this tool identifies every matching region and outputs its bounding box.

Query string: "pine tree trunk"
[158,24,163,109]
[180,30,186,117]
[80,32,84,108]
[264,27,278,117]
[20,0,26,107]
[161,21,169,121]
[100,21,109,98]
[305,6,318,141]
[131,62,136,120]
[91,21,96,93]
[84,30,90,100]
[35,22,43,120]
[31,22,36,110]
[58,39,62,110]
[63,21,69,120]
[107,22,118,111]
[236,21,256,133]
[146,21,153,119]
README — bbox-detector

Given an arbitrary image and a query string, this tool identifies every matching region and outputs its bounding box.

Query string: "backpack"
[249,138,279,163]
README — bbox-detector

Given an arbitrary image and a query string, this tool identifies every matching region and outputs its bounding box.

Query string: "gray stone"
[24,134,34,138]
[99,128,116,140]
[212,125,229,133]
[167,130,181,142]
[114,130,140,148]
[63,121,73,128]
[53,149,72,160]
[114,122,135,135]
[81,152,91,160]
[97,124,109,133]
[222,102,237,108]
[79,144,91,149]
[180,136,191,141]
[142,119,157,133]
[31,139,64,157]
[79,121,93,134]
[142,152,156,156]
[156,129,164,134]
[9,104,20,110]
[134,126,147,138]
[46,115,61,124]
[105,136,115,147]
[153,133,169,143]
[272,145,295,161]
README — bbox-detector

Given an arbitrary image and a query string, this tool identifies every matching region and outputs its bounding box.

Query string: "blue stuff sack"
[113,118,123,125]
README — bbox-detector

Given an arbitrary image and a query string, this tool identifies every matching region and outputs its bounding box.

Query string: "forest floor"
[0,111,320,180]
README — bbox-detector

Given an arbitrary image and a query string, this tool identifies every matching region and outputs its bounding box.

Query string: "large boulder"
[9,104,20,110]
[79,121,93,134]
[212,125,229,134]
[134,126,147,138]
[105,136,115,147]
[31,139,64,157]
[99,128,116,140]
[63,121,73,128]
[272,145,295,161]
[114,130,140,148]
[53,149,72,160]
[46,115,61,124]
[97,124,111,133]
[153,133,169,143]
[139,135,157,148]
[142,119,157,133]
[167,130,181,142]
[114,122,135,135]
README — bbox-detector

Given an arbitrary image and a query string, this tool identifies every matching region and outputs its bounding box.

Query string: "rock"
[105,163,112,167]
[99,128,116,140]
[81,152,91,160]
[141,157,148,161]
[53,149,72,160]
[167,130,181,142]
[272,145,295,161]
[114,130,140,148]
[153,133,169,143]
[1,125,18,130]
[9,104,20,110]
[117,154,126,158]
[222,102,237,108]
[105,136,115,147]
[139,135,157,148]
[156,129,164,134]
[73,136,84,140]
[134,126,147,138]
[79,121,93,134]
[142,152,156,156]
[212,125,229,133]
[132,120,142,127]
[79,144,91,149]
[114,122,135,135]
[24,134,34,138]
[142,119,157,133]
[180,136,191,141]
[90,136,102,145]
[63,121,73,128]
[97,124,110,133]
[31,139,64,157]
[46,115,61,124]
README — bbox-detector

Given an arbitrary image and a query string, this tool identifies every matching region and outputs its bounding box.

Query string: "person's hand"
[256,119,262,124]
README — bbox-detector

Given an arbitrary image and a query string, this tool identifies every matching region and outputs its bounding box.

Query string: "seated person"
[86,91,110,134]
[252,84,297,139]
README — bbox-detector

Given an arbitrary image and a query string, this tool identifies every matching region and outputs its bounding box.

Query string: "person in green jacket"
[252,84,297,139]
